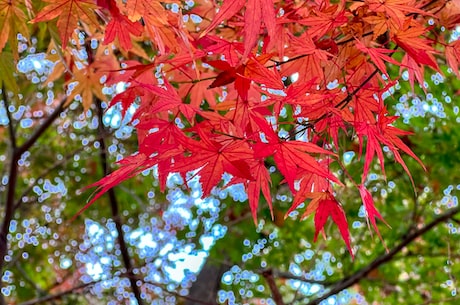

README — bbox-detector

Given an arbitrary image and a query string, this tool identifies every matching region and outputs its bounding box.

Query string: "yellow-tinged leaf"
[31,0,99,49]
[125,0,169,23]
[0,0,29,58]
[299,192,329,219]
[0,52,19,93]
[66,58,115,110]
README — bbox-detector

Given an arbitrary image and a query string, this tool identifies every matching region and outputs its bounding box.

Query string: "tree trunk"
[185,257,230,305]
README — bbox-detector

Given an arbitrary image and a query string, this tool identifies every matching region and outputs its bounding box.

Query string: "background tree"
[0,0,460,305]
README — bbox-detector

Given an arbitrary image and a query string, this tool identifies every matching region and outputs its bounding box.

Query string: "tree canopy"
[0,0,460,304]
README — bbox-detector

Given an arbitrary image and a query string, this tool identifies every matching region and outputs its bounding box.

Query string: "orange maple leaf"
[365,0,430,27]
[104,5,143,51]
[446,40,460,78]
[32,0,99,49]
[299,191,353,258]
[0,0,29,57]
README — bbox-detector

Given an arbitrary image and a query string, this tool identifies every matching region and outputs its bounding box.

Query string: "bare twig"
[306,206,460,305]
[17,281,98,305]
[13,142,95,210]
[257,268,337,286]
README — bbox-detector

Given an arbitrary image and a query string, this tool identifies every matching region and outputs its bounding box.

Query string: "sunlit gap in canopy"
[79,171,241,287]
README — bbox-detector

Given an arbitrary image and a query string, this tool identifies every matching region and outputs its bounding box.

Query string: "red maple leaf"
[253,116,341,193]
[356,110,425,185]
[393,22,438,71]
[301,192,353,258]
[244,159,273,224]
[103,2,143,51]
[173,129,254,197]
[355,39,400,77]
[200,0,277,59]
[358,184,389,250]
[73,153,153,220]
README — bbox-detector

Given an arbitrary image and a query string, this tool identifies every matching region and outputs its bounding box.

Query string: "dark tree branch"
[257,269,337,286]
[262,269,286,305]
[306,206,460,305]
[2,86,16,149]
[16,97,66,157]
[0,95,68,305]
[94,98,144,305]
[0,88,19,305]
[13,261,58,305]
[0,137,18,305]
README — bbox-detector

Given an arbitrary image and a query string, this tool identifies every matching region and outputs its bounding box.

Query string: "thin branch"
[2,86,16,149]
[13,142,94,210]
[129,276,218,305]
[95,98,145,305]
[262,269,286,305]
[306,206,460,305]
[13,261,57,305]
[415,296,460,305]
[276,270,335,286]
[17,281,98,305]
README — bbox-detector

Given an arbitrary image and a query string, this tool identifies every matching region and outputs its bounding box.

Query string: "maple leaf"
[73,153,154,220]
[287,162,332,217]
[358,185,389,249]
[298,4,349,39]
[174,70,221,109]
[208,55,282,101]
[201,0,277,59]
[243,0,278,58]
[66,58,116,110]
[352,91,382,123]
[393,23,439,71]
[200,0,245,39]
[174,129,254,197]
[32,0,99,49]
[365,0,430,27]
[300,192,353,258]
[356,110,425,185]
[110,86,144,117]
[446,39,460,78]
[244,55,284,90]
[253,116,341,192]
[355,39,400,77]
[377,114,426,184]
[400,53,425,91]
[246,159,273,225]
[140,79,199,120]
[199,36,243,67]
[125,0,172,23]
[363,14,390,40]
[0,0,29,58]
[104,4,143,51]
